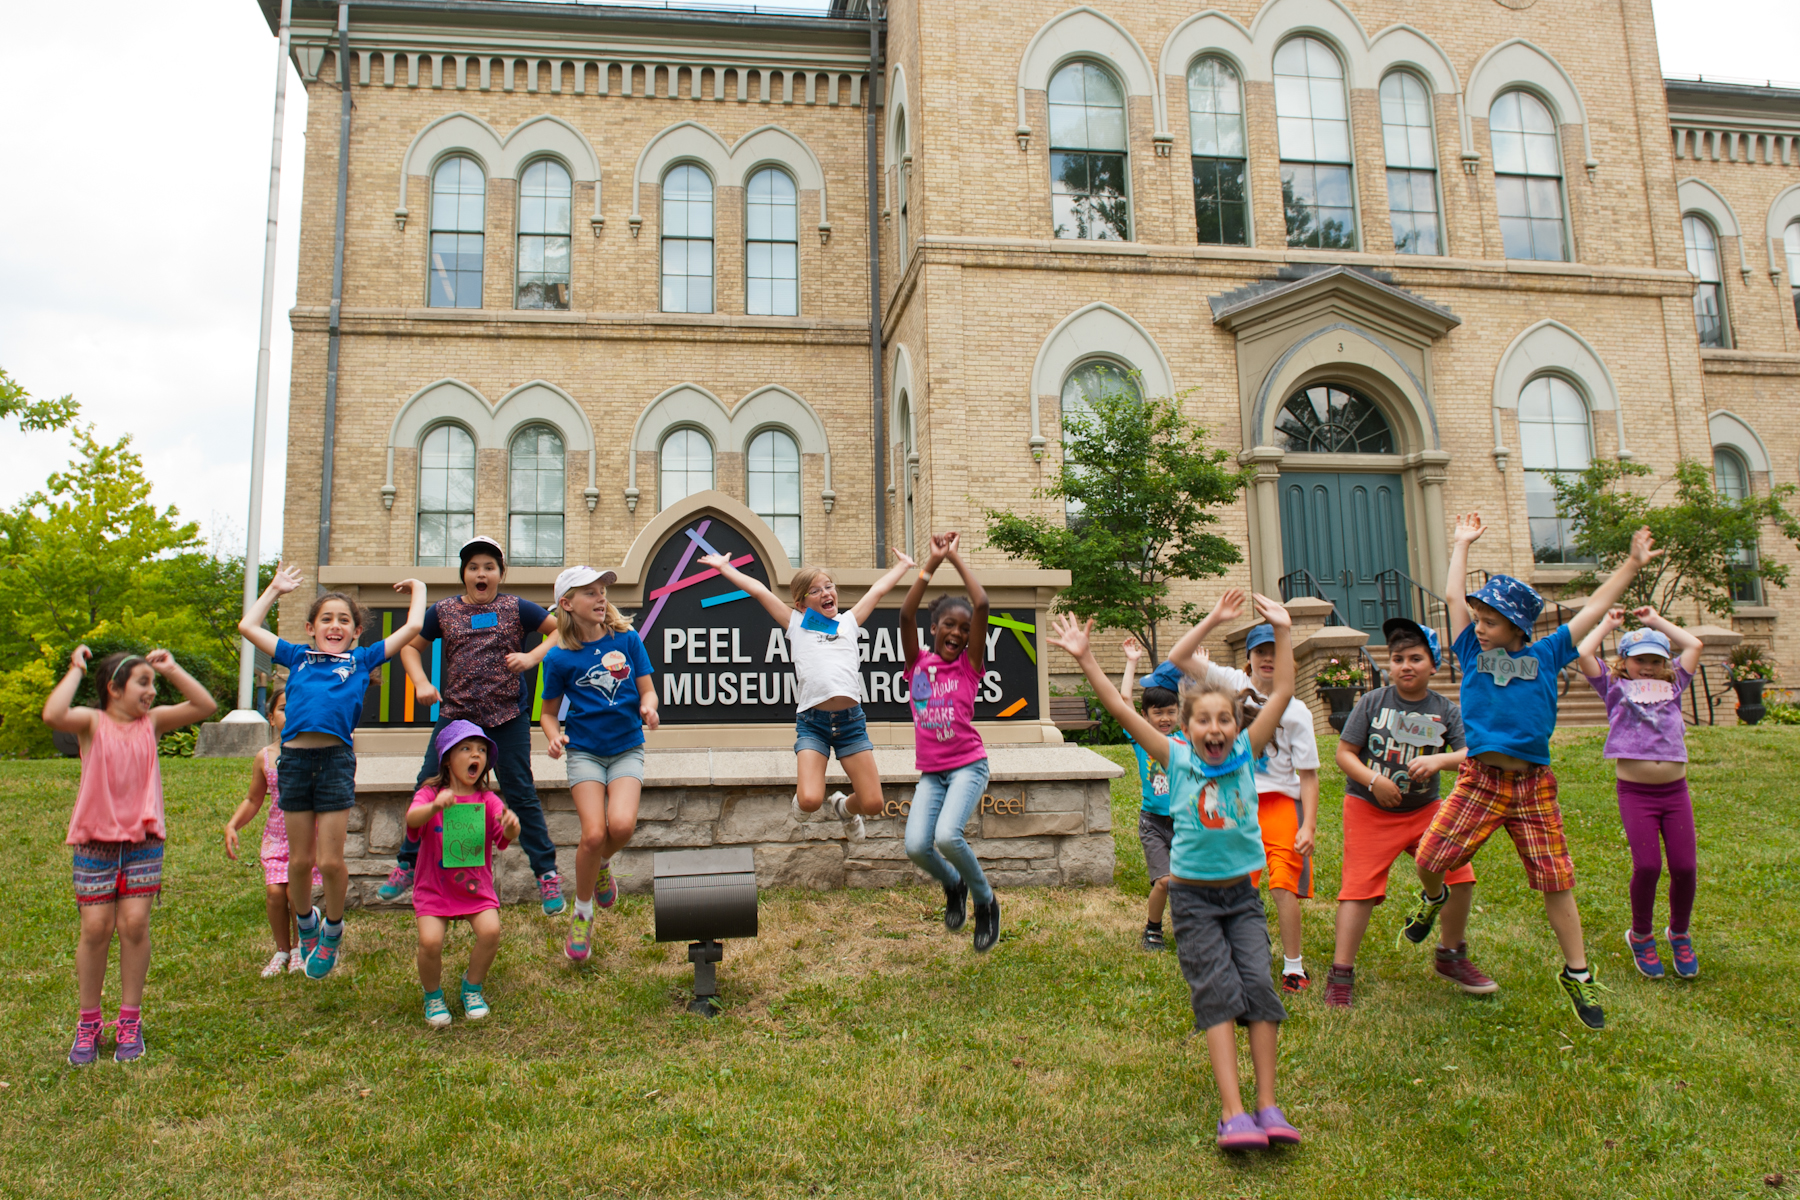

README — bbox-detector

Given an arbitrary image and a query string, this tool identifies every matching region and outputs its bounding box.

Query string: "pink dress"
[408,788,511,919]
[66,714,164,846]
[259,753,323,889]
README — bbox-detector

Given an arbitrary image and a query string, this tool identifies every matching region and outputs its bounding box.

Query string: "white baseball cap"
[553,565,619,602]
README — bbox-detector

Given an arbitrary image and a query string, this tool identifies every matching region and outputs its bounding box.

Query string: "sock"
[1283,954,1305,975]
[1564,964,1592,983]
[423,987,445,1002]
[272,949,290,960]
[1424,888,1447,904]
[79,1007,102,1024]
[323,916,344,937]
[1329,963,1354,976]
[118,1005,141,1022]
[296,909,319,932]
[574,897,594,920]
[1145,919,1162,931]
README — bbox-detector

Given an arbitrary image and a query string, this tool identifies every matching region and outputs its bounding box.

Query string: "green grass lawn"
[2,729,1797,1198]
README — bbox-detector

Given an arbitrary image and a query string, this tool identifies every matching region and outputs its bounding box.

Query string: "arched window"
[1276,385,1395,454]
[1380,72,1440,255]
[894,110,911,266]
[1059,359,1141,524]
[429,156,485,308]
[897,390,917,560]
[659,427,714,509]
[747,429,802,565]
[1049,61,1130,241]
[1274,37,1356,250]
[1785,220,1800,330]
[508,425,565,567]
[1518,376,1592,563]
[1187,57,1249,246]
[746,167,799,317]
[1491,91,1567,262]
[1682,215,1726,348]
[417,424,476,566]
[1714,446,1760,603]
[661,164,714,314]
[517,159,572,310]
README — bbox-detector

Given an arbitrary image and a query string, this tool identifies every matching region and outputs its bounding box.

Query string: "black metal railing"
[1277,568,1384,688]
[1374,567,1456,681]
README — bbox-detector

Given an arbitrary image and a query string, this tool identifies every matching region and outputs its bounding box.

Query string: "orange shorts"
[1339,795,1476,903]
[1249,791,1313,898]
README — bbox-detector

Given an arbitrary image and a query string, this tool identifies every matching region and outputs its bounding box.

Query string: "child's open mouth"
[1199,735,1230,761]
[464,762,481,780]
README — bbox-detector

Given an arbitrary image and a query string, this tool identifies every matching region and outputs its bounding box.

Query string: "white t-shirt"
[787,608,864,713]
[1204,661,1320,798]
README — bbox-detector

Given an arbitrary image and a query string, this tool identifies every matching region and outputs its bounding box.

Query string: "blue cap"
[1244,624,1276,653]
[1382,617,1442,667]
[435,718,497,767]
[1466,574,1542,639]
[1618,628,1672,659]
[1142,659,1187,695]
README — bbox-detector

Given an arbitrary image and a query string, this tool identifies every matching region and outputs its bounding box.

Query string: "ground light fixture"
[652,847,758,1016]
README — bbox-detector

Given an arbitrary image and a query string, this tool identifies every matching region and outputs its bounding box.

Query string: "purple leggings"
[1616,777,1696,936]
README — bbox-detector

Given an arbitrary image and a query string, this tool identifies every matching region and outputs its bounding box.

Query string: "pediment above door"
[1210,264,1462,344]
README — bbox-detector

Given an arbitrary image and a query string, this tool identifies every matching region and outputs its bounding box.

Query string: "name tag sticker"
[800,609,841,636]
[1476,649,1539,686]
[470,612,499,630]
[1389,711,1446,748]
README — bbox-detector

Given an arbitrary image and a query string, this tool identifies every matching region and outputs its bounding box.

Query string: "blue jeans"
[905,758,992,905]
[401,712,557,877]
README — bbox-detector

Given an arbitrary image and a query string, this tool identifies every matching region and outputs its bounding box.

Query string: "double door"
[1277,472,1407,643]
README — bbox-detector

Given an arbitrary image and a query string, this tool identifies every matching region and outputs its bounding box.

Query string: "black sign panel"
[634,513,1041,725]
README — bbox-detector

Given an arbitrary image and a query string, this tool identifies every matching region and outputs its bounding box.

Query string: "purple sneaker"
[1626,929,1664,979]
[112,1014,145,1063]
[68,1018,103,1067]
[1666,928,1698,979]
[1254,1105,1302,1145]
[1216,1112,1269,1151]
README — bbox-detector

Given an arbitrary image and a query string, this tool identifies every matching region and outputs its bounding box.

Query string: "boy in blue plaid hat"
[1412,512,1662,1031]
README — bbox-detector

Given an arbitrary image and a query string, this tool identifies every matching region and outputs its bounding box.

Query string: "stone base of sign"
[340,745,1123,907]
[196,718,272,758]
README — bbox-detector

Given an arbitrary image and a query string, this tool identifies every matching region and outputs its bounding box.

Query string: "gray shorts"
[1169,879,1287,1030]
[1138,812,1174,883]
[566,746,646,787]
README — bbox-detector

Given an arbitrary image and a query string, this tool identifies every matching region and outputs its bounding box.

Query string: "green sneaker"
[461,977,490,1021]
[1557,966,1609,1030]
[423,990,452,1029]
[565,909,595,962]
[1397,888,1449,947]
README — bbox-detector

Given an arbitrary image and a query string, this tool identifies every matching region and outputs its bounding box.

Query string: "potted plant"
[1727,644,1775,726]
[1314,656,1367,732]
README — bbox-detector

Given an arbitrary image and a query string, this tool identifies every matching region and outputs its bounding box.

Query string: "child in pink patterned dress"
[224,686,321,977]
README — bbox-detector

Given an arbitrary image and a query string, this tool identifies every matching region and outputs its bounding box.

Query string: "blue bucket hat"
[1466,574,1542,639]
[1618,628,1673,659]
[1381,617,1442,667]
[435,718,497,768]
[1244,624,1276,654]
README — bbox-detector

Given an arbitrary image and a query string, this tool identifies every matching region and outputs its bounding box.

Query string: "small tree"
[1553,457,1800,617]
[984,386,1247,659]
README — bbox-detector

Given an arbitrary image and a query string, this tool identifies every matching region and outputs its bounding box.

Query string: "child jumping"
[42,645,217,1064]
[1576,606,1704,980]
[1120,635,1179,952]
[898,531,1000,951]
[407,720,521,1027]
[238,565,427,980]
[223,684,322,977]
[700,547,916,833]
[1325,618,1474,1008]
[538,566,657,963]
[1416,513,1660,1030]
[1052,598,1304,1151]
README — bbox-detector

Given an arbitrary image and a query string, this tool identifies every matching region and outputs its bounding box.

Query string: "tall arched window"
[517,159,572,310]
[1380,72,1440,255]
[659,428,714,509]
[1518,376,1592,563]
[417,424,476,566]
[661,164,714,314]
[1785,220,1800,330]
[747,429,802,565]
[1682,215,1727,348]
[429,156,485,308]
[1714,446,1761,603]
[897,391,917,560]
[1274,37,1356,249]
[746,167,799,317]
[1187,57,1249,246]
[508,425,565,567]
[1059,359,1141,524]
[1491,91,1567,262]
[1049,61,1130,241]
[894,110,911,266]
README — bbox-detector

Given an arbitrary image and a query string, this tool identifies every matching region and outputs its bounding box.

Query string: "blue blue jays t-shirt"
[1167,732,1266,882]
[272,639,389,745]
[1128,736,1173,817]
[1453,623,1577,765]
[540,630,656,757]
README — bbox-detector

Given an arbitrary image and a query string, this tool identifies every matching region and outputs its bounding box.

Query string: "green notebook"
[441,802,487,869]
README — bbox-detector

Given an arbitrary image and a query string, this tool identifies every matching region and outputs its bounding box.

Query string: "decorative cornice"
[1209,264,1462,339]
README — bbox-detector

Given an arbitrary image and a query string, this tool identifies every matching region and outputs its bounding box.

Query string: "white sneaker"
[827,792,866,840]
[288,951,307,974]
[261,951,291,978]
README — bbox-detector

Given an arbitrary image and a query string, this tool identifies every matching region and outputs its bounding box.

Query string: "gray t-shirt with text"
[1339,686,1466,812]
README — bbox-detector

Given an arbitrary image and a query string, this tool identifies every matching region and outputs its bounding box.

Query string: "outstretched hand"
[1252,593,1291,629]
[1601,606,1628,634]
[1209,588,1246,624]
[1121,635,1143,664]
[268,563,304,596]
[889,547,916,570]
[68,644,92,673]
[1046,613,1094,659]
[1453,512,1486,547]
[698,552,732,572]
[1628,526,1663,568]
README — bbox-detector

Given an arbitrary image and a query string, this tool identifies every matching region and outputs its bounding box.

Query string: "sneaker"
[1282,969,1311,994]
[1434,943,1499,994]
[376,864,415,901]
[261,951,291,979]
[566,909,595,962]
[943,881,969,933]
[68,1019,103,1067]
[297,907,321,963]
[461,979,490,1021]
[1666,928,1699,979]
[972,897,1001,953]
[828,791,866,841]
[595,864,617,909]
[1557,966,1608,1030]
[423,993,452,1029]
[538,871,566,917]
[113,1014,145,1063]
[1627,929,1665,979]
[1141,925,1166,952]
[305,921,343,980]
[288,951,307,974]
[1323,964,1355,1009]
[1254,1105,1302,1145]
[1216,1112,1269,1151]
[1397,888,1449,947]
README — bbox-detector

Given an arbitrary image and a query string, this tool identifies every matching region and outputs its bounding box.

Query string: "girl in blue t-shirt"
[1051,596,1302,1153]
[538,566,658,963]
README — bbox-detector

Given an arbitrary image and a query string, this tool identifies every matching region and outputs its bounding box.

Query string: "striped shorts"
[72,838,165,907]
[1416,759,1574,893]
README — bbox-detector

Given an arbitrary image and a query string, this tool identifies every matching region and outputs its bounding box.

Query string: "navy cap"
[1382,617,1442,667]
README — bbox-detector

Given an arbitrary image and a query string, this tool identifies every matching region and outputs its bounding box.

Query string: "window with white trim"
[429,156,485,308]
[747,428,802,565]
[1785,220,1800,330]
[1275,37,1356,250]
[746,167,799,317]
[1187,57,1249,246]
[1491,91,1567,262]
[1059,359,1141,526]
[1713,446,1761,604]
[1682,215,1727,348]
[894,110,911,266]
[1380,72,1440,255]
[659,427,714,509]
[1518,376,1592,564]
[508,424,565,567]
[1049,61,1130,241]
[417,424,476,566]
[661,164,714,314]
[516,159,572,310]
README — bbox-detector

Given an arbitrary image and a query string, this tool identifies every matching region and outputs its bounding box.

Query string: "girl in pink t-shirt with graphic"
[406,720,520,1029]
[898,532,999,951]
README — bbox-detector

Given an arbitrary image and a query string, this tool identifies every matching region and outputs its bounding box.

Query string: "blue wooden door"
[1278,472,1407,643]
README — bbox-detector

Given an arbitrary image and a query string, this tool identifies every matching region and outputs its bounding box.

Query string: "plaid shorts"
[1416,759,1575,893]
[72,838,165,907]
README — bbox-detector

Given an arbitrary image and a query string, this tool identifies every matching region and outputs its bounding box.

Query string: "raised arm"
[1243,595,1293,759]
[379,580,430,660]
[1567,527,1660,644]
[699,553,793,626]
[1636,605,1704,674]
[1168,587,1245,680]
[1047,614,1170,765]
[1446,513,1485,641]
[849,548,918,626]
[238,563,304,656]
[898,533,949,669]
[41,645,95,736]
[941,534,989,673]
[1576,607,1625,679]
[1119,635,1142,707]
[146,649,218,734]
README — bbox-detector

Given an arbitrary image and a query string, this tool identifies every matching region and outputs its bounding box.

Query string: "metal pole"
[865,1,885,566]
[227,0,294,722]
[318,3,351,576]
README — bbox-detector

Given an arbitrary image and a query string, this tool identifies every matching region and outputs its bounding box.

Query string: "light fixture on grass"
[653,847,758,1017]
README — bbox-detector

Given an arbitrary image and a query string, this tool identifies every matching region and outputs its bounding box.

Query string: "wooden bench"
[1049,694,1098,732]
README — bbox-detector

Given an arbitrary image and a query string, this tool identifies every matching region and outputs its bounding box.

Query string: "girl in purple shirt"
[898,532,999,952]
[1576,606,1704,980]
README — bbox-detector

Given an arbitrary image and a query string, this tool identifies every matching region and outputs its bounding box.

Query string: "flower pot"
[1731,678,1767,726]
[1319,685,1364,733]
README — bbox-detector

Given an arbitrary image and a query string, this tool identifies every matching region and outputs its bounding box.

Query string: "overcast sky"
[0,0,1793,561]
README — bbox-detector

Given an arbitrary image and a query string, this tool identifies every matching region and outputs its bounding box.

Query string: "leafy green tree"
[0,367,79,432]
[985,385,1247,659]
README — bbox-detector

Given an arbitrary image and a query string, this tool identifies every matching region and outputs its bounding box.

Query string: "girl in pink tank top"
[42,645,217,1066]
[223,687,320,977]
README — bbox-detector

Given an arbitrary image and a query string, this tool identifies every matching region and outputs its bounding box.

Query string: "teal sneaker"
[1397,888,1448,947]
[538,871,566,916]
[461,978,490,1021]
[423,990,452,1028]
[305,920,343,980]
[1557,966,1608,1030]
[297,907,321,963]
[376,864,414,902]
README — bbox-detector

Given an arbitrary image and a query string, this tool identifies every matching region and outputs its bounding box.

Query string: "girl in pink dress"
[223,686,322,977]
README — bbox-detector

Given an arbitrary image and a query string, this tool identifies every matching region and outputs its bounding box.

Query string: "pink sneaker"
[68,1018,103,1067]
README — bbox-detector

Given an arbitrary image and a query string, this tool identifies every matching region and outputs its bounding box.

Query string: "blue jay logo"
[333,664,355,683]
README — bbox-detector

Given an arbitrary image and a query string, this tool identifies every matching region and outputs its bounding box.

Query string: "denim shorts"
[794,704,875,760]
[567,746,646,786]
[276,744,358,814]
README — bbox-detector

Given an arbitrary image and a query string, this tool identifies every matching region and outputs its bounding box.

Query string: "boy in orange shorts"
[1325,617,1476,1008]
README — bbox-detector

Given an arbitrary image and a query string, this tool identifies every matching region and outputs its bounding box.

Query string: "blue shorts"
[276,744,358,814]
[567,746,646,786]
[794,704,875,760]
